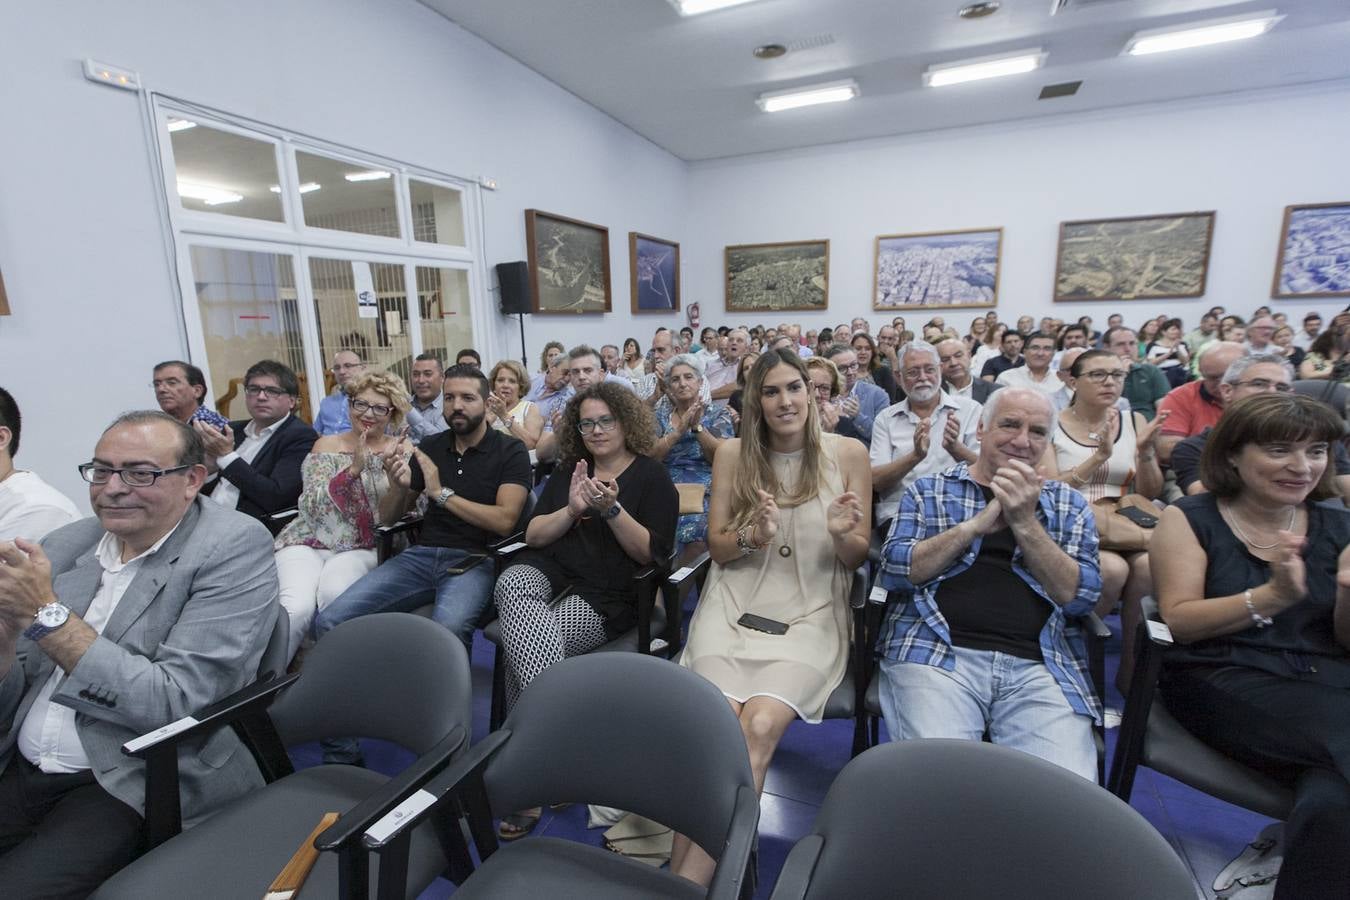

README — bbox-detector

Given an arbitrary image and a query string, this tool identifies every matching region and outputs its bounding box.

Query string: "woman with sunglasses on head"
[273,370,410,663]
[492,381,677,840]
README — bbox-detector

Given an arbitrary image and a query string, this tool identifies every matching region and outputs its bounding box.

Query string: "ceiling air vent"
[1038,80,1083,99]
[1050,0,1130,14]
[785,33,836,52]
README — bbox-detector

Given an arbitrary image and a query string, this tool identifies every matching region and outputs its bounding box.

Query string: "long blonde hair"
[728,349,826,531]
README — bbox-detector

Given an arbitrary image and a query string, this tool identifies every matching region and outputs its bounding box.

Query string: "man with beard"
[871,341,981,536]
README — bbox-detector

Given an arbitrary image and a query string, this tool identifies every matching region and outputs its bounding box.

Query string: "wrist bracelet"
[736,525,761,556]
[1244,589,1274,628]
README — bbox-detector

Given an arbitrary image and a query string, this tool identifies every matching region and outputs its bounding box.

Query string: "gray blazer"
[0,498,279,825]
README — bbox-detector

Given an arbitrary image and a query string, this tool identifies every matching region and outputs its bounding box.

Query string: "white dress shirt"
[0,470,80,543]
[211,415,289,509]
[995,365,1060,395]
[18,522,182,772]
[870,392,982,526]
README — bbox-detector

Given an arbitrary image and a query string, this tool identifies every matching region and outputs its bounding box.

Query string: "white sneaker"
[1103,708,1123,729]
[1213,823,1283,897]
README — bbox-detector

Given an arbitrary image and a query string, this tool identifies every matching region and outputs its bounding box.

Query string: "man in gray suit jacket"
[0,411,278,897]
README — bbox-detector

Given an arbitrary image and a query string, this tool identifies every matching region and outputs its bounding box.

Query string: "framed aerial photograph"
[725,240,829,313]
[1053,211,1216,302]
[874,227,1001,310]
[525,209,612,314]
[629,232,680,313]
[1272,202,1350,298]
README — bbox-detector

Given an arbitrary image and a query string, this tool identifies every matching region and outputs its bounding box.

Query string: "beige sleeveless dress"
[680,432,852,723]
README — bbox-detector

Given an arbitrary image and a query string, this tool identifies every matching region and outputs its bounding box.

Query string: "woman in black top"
[493,382,677,838]
[852,331,899,402]
[1151,393,1350,900]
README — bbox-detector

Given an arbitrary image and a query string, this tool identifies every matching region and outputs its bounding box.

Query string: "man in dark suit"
[195,360,317,532]
[937,338,1000,405]
[0,411,278,896]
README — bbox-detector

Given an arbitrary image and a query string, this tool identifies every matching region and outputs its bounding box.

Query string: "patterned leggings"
[495,563,609,710]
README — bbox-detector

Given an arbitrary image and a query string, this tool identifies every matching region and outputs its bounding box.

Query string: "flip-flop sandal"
[497,810,541,841]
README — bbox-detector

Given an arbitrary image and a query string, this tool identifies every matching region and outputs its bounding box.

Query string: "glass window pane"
[416,266,473,367]
[189,246,304,420]
[168,118,285,222]
[309,258,413,387]
[296,152,402,239]
[410,179,466,247]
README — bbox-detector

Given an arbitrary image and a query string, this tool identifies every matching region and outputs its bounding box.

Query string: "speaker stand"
[517,313,527,368]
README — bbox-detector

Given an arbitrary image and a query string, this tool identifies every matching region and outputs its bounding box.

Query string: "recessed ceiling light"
[1125,10,1284,56]
[667,0,760,16]
[959,2,1001,19]
[166,117,197,133]
[344,170,392,182]
[756,79,860,113]
[270,182,321,194]
[177,181,242,206]
[753,43,788,59]
[924,49,1045,87]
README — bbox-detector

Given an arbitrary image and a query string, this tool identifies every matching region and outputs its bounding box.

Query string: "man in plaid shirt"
[876,387,1101,780]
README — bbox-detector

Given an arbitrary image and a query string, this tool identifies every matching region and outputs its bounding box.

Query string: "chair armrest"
[376,513,423,540]
[269,507,299,523]
[1079,612,1111,640]
[122,672,298,758]
[706,784,761,900]
[1106,596,1171,799]
[494,539,530,561]
[489,530,527,552]
[668,552,711,590]
[632,555,673,654]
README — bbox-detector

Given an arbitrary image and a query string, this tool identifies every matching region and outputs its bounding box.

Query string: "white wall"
[0,0,690,499]
[686,81,1350,337]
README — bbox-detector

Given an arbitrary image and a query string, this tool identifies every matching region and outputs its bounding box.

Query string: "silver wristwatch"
[432,486,455,507]
[24,601,71,642]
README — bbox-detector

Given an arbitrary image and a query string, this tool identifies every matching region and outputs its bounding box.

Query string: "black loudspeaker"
[496,261,532,315]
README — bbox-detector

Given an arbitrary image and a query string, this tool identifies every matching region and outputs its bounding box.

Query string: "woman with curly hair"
[493,381,678,838]
[274,370,411,661]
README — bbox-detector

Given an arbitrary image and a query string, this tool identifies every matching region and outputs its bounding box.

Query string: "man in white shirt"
[1294,312,1322,351]
[704,329,749,401]
[1246,316,1278,354]
[996,332,1060,396]
[0,411,277,896]
[870,342,981,534]
[936,338,1000,405]
[0,388,79,543]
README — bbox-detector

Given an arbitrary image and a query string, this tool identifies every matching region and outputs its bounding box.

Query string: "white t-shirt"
[0,470,81,543]
[995,365,1060,395]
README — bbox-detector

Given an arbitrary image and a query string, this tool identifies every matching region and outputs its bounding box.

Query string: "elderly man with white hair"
[704,329,750,401]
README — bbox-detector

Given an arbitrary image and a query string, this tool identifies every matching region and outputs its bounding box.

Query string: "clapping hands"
[826,492,864,537]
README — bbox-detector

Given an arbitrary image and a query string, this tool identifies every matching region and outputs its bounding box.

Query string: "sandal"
[497,809,542,841]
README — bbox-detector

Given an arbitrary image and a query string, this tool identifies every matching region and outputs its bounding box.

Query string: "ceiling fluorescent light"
[667,0,760,16]
[924,49,1045,87]
[166,118,197,133]
[1125,11,1283,56]
[269,183,321,194]
[756,79,860,113]
[344,170,392,182]
[176,181,242,206]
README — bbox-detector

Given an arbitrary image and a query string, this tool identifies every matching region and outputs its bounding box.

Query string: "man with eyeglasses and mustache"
[871,341,982,536]
[194,360,317,534]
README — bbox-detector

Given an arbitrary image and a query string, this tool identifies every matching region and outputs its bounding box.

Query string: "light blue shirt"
[405,396,448,444]
[314,391,351,436]
[848,380,890,443]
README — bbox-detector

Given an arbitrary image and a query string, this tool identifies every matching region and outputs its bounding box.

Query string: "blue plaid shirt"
[877,463,1102,722]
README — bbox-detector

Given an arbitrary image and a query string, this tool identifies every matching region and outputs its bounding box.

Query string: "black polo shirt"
[410,427,532,551]
[980,354,1023,380]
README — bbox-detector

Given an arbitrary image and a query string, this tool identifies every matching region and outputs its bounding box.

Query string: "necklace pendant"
[778,544,792,558]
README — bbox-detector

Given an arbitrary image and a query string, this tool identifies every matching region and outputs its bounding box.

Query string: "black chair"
[95,614,474,900]
[359,652,759,899]
[768,739,1195,900]
[1107,595,1294,819]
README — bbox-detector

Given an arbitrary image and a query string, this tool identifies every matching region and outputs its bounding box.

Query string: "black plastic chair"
[769,739,1195,900]
[1107,595,1294,819]
[95,614,474,900]
[359,652,759,899]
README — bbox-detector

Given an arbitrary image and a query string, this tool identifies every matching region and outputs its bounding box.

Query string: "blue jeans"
[879,647,1095,781]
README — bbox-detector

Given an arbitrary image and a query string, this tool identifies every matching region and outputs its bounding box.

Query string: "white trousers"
[275,544,378,661]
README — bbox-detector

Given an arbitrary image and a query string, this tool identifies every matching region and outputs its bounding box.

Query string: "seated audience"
[995,331,1059,395]
[1219,317,1248,344]
[1272,324,1306,370]
[972,322,1004,375]
[485,359,544,451]
[876,323,901,369]
[1152,393,1350,900]
[600,343,623,374]
[871,341,981,535]
[672,350,870,884]
[455,348,481,368]
[1145,318,1191,389]
[0,387,79,543]
[151,359,230,430]
[1245,316,1278,354]
[727,351,759,421]
[980,328,1024,383]
[196,360,318,532]
[404,353,448,445]
[937,337,998,404]
[805,356,851,439]
[536,345,635,462]
[273,371,410,661]
[0,411,277,896]
[620,337,647,381]
[651,354,734,562]
[851,332,899,401]
[1293,312,1322,351]
[314,349,365,434]
[494,382,676,838]
[821,343,890,444]
[526,341,567,401]
[1105,326,1170,420]
[705,329,749,401]
[876,387,1101,782]
[1300,325,1350,382]
[1156,341,1246,465]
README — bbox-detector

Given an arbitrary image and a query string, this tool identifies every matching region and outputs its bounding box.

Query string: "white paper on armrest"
[498,541,527,554]
[365,788,439,845]
[868,586,888,604]
[1146,620,1174,644]
[124,716,200,754]
[671,566,694,582]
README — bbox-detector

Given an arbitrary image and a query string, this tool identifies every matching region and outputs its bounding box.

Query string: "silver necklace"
[1221,501,1296,550]
[1066,405,1106,442]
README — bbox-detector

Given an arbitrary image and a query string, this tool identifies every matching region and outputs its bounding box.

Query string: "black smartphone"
[445,554,489,575]
[737,613,789,635]
[1115,506,1158,528]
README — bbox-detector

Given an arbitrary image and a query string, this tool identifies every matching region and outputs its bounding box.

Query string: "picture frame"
[873,227,1001,311]
[0,267,8,316]
[1053,211,1216,302]
[725,239,829,313]
[525,209,612,314]
[1271,202,1350,298]
[629,232,680,313]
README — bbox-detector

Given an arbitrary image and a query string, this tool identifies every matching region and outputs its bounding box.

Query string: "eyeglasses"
[350,399,393,417]
[1079,370,1127,383]
[332,362,363,372]
[151,378,185,389]
[577,415,618,435]
[901,366,939,380]
[244,385,289,398]
[835,362,860,373]
[1232,379,1294,393]
[79,463,192,486]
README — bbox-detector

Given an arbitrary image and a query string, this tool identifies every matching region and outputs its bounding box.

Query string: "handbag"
[1091,494,1158,553]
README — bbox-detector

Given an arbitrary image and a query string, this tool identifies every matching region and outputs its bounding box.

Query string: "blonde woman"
[486,359,544,450]
[274,370,410,661]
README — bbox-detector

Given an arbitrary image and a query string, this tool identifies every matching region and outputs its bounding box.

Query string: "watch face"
[37,604,69,627]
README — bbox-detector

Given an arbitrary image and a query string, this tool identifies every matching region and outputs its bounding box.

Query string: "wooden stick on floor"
[263,812,341,900]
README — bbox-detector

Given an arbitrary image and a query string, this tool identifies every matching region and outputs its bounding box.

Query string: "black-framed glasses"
[79,463,192,486]
[1080,370,1127,384]
[244,385,289,398]
[1232,379,1294,393]
[577,415,618,435]
[349,399,393,417]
